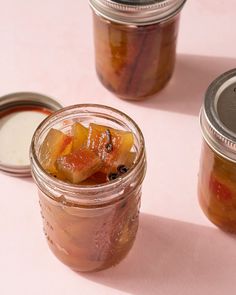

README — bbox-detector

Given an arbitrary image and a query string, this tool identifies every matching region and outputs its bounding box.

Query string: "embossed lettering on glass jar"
[89,0,186,100]
[198,69,236,233]
[30,104,146,272]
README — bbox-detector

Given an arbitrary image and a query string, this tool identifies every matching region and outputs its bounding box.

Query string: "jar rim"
[89,0,186,25]
[200,69,236,163]
[30,104,146,206]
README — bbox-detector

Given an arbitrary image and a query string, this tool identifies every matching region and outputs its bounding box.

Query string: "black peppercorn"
[117,165,129,174]
[108,172,119,181]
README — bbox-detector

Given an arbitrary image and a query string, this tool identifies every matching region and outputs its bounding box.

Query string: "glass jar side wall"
[198,141,236,233]
[39,184,141,272]
[93,13,180,100]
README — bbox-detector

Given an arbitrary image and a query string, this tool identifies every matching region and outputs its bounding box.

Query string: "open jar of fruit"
[30,104,146,272]
[198,69,236,233]
[89,0,186,100]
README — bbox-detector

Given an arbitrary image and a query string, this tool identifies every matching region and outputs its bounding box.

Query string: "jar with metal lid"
[198,69,236,233]
[89,0,186,100]
[30,104,146,272]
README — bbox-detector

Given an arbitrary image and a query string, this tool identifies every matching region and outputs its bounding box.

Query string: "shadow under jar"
[30,104,146,272]
[89,0,186,100]
[198,69,236,233]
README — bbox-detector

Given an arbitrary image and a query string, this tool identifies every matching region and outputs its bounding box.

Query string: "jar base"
[46,235,136,272]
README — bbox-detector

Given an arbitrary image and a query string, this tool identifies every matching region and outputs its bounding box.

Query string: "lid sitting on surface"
[89,0,186,25]
[200,69,236,162]
[0,92,62,177]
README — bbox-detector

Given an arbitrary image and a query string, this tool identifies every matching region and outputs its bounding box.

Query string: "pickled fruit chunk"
[56,149,103,184]
[87,171,108,184]
[72,122,88,152]
[209,174,232,202]
[40,128,72,174]
[124,152,136,169]
[39,122,135,184]
[87,123,134,172]
[82,152,136,184]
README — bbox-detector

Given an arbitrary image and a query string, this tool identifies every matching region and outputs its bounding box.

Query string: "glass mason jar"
[198,69,236,233]
[89,0,186,100]
[30,104,146,272]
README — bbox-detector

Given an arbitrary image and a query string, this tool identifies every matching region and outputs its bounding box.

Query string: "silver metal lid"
[200,69,236,162]
[89,0,186,25]
[0,92,62,177]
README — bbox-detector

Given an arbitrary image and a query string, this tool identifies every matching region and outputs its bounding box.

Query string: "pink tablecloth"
[1,1,236,294]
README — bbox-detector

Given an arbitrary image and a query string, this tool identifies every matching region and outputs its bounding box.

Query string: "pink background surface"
[1,1,236,294]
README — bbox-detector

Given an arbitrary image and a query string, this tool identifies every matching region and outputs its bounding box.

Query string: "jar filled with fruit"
[89,0,186,100]
[30,104,146,272]
[198,69,236,233]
